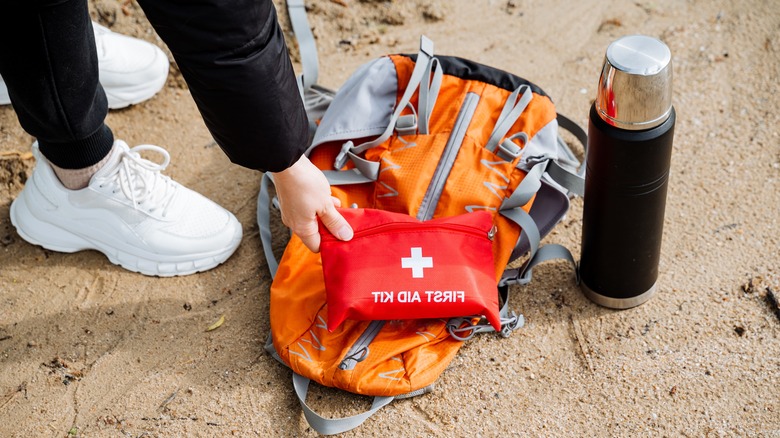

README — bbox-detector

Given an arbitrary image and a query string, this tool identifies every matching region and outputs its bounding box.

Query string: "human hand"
[271,155,353,252]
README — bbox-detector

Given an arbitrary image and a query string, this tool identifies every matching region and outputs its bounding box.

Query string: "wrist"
[271,154,307,180]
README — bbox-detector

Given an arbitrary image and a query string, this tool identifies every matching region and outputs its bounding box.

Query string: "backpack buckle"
[395,114,418,136]
[497,132,528,161]
[499,312,524,337]
[333,141,354,169]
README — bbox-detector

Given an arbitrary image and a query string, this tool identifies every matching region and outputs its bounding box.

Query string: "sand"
[1,0,778,436]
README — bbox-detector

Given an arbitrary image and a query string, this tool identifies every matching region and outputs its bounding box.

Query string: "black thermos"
[580,35,675,309]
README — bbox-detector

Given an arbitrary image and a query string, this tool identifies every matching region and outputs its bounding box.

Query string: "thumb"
[319,205,354,243]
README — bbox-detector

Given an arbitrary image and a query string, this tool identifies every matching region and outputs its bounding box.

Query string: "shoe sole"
[10,192,242,277]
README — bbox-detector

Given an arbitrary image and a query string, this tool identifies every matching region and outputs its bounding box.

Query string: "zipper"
[339,320,385,370]
[417,92,481,221]
[323,220,493,241]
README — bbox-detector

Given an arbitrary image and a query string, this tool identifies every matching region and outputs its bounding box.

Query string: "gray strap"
[557,113,588,167]
[292,373,394,435]
[345,151,381,180]
[545,113,587,196]
[321,168,375,185]
[287,0,319,90]
[264,332,285,365]
[485,85,533,153]
[418,58,442,135]
[501,159,549,210]
[546,160,585,197]
[257,173,279,278]
[324,148,381,186]
[345,36,435,158]
[500,243,577,287]
[499,205,541,274]
[555,134,582,173]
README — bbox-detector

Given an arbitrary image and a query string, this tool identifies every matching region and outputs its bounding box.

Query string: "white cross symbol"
[401,247,433,278]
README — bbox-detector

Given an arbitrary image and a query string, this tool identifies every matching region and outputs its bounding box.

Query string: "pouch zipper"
[339,320,385,370]
[417,92,481,221]
[339,220,493,241]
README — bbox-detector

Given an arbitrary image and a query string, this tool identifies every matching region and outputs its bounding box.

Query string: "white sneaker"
[10,141,243,276]
[0,78,8,105]
[0,22,169,109]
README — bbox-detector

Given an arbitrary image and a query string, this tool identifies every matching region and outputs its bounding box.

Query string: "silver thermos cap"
[595,35,673,130]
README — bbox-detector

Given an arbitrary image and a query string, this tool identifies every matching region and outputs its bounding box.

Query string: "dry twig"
[571,315,595,374]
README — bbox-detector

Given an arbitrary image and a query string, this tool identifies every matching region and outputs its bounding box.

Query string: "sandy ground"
[1,0,779,436]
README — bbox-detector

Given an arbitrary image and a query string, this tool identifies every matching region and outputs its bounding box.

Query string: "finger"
[319,204,353,242]
[294,221,322,253]
[331,196,342,208]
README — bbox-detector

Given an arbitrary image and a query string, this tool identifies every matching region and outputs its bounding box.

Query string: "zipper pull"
[339,347,369,370]
[488,225,498,241]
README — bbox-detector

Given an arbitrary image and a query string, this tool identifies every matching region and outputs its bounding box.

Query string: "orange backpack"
[258,25,585,433]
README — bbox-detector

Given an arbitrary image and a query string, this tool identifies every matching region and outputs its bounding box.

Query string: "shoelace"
[101,144,178,217]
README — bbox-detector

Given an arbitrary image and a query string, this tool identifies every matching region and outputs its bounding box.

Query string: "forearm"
[138,0,308,172]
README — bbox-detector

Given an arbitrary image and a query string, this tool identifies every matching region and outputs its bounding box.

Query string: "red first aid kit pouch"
[319,208,500,332]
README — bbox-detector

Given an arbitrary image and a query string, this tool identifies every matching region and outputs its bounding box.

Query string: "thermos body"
[579,35,675,309]
[580,104,675,308]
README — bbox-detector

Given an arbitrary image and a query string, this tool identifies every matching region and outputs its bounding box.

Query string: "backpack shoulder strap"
[334,35,436,170]
[287,0,319,91]
[546,113,587,197]
[293,373,395,435]
[286,0,335,133]
[258,173,280,277]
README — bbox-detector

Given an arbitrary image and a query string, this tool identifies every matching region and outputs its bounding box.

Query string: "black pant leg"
[136,0,308,172]
[0,0,113,169]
